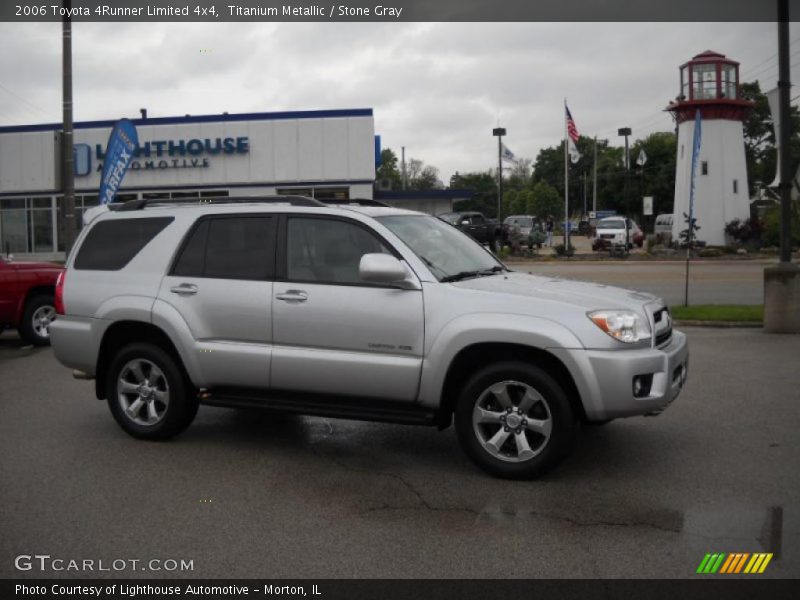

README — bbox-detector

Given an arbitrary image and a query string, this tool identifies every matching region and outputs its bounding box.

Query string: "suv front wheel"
[107,343,198,440]
[455,361,576,479]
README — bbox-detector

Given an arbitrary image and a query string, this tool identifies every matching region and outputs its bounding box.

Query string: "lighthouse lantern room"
[667,50,754,246]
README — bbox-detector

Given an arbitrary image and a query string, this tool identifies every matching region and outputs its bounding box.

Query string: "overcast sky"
[0,21,795,183]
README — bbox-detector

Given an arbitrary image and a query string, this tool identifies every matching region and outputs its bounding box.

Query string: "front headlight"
[588,310,651,343]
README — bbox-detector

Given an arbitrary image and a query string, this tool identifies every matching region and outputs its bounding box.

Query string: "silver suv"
[50,196,688,479]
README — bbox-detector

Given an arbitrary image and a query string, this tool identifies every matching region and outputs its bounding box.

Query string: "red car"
[0,254,63,346]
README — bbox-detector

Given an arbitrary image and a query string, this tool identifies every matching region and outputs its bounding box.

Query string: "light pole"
[618,127,631,215]
[61,0,77,255]
[493,127,506,219]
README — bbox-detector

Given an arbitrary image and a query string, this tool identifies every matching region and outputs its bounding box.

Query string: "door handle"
[170,283,198,296]
[275,289,308,303]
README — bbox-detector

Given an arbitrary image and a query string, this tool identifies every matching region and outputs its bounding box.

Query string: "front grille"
[652,307,672,347]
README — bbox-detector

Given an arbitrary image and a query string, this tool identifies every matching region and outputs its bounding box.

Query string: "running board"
[199,387,437,426]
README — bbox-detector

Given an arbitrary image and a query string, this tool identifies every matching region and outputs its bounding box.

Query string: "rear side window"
[172,216,275,280]
[74,217,173,271]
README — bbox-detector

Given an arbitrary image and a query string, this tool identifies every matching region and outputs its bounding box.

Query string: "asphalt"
[1,327,798,579]
[512,258,772,305]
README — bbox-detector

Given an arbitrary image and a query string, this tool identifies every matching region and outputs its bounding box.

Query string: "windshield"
[504,217,533,227]
[597,219,626,230]
[438,213,463,225]
[378,215,503,281]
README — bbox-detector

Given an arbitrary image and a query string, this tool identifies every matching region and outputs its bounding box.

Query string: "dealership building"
[0,108,383,259]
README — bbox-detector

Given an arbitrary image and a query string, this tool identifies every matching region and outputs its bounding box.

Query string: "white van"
[654,214,673,244]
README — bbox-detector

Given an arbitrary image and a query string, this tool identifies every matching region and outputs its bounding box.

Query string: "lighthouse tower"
[667,50,754,246]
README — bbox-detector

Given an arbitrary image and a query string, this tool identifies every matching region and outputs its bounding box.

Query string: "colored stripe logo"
[697,553,773,574]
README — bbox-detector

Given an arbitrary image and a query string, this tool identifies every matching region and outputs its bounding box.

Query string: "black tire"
[106,343,198,440]
[19,294,55,346]
[455,361,577,479]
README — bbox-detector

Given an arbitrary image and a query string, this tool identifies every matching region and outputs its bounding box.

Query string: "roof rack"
[107,195,325,211]
[321,198,391,207]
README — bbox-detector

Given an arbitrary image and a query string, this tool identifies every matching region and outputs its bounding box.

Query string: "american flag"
[565,105,580,143]
[565,104,581,163]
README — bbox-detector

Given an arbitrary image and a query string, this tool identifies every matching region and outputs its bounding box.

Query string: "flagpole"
[592,136,597,215]
[564,98,569,248]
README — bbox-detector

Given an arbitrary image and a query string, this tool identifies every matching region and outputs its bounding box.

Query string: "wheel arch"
[435,342,586,429]
[95,320,191,400]
[15,284,55,324]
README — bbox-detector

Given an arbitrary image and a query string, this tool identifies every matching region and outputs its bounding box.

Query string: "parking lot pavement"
[514,259,770,306]
[1,328,798,579]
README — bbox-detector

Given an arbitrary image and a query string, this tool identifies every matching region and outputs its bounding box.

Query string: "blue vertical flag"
[688,109,702,228]
[99,119,138,205]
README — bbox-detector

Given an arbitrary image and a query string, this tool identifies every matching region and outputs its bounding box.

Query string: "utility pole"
[493,127,506,219]
[618,127,631,215]
[592,136,597,214]
[61,0,77,255]
[764,0,800,332]
[401,146,407,190]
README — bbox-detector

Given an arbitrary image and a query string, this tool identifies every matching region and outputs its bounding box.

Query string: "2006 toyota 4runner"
[50,196,688,479]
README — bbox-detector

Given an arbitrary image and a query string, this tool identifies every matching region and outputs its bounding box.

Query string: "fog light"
[632,374,653,398]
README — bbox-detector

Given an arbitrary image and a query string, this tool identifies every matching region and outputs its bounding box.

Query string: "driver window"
[286,217,392,285]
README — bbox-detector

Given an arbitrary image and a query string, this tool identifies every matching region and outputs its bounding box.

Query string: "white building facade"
[667,51,753,246]
[0,108,376,258]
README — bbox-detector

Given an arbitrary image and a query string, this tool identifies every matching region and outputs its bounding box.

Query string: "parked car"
[439,211,503,249]
[0,254,63,345]
[50,196,688,480]
[654,213,674,245]
[592,217,639,251]
[502,215,545,249]
[630,219,645,248]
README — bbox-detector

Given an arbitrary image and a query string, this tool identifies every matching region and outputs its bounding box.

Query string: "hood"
[453,271,657,312]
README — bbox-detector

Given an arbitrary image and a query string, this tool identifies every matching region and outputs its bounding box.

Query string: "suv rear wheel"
[19,294,55,346]
[107,343,198,440]
[455,361,576,479]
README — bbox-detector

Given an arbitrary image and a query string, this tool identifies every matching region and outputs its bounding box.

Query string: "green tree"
[506,159,533,192]
[532,137,628,217]
[375,148,402,191]
[740,81,800,195]
[629,131,677,221]
[450,171,499,217]
[529,181,561,219]
[406,158,441,190]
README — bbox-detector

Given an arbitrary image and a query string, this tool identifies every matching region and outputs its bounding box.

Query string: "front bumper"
[551,330,689,421]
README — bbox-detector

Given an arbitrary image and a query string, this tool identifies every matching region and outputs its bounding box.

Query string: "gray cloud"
[0,21,792,182]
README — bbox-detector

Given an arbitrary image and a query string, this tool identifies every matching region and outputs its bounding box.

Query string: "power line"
[0,82,58,121]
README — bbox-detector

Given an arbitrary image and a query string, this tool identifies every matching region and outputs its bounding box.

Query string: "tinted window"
[172,220,209,277]
[173,216,273,280]
[286,217,391,285]
[74,217,173,270]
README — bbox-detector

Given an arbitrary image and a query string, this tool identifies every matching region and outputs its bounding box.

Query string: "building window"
[722,64,737,99]
[313,187,350,202]
[277,188,313,198]
[0,197,56,254]
[692,64,717,100]
[733,179,738,194]
[701,161,708,175]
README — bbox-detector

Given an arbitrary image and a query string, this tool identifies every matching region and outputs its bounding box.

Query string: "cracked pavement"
[1,327,798,578]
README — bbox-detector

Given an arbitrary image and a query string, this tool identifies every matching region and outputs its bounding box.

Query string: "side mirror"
[359,254,418,289]
[460,219,470,225]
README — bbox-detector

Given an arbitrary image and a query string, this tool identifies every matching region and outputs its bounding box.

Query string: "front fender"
[417,312,585,409]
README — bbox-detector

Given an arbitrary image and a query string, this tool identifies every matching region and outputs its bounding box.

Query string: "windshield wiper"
[441,265,504,283]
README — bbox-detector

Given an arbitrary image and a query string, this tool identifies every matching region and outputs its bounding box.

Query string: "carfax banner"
[98,118,138,205]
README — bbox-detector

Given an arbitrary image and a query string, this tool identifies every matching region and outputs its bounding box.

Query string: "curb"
[674,320,763,328]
